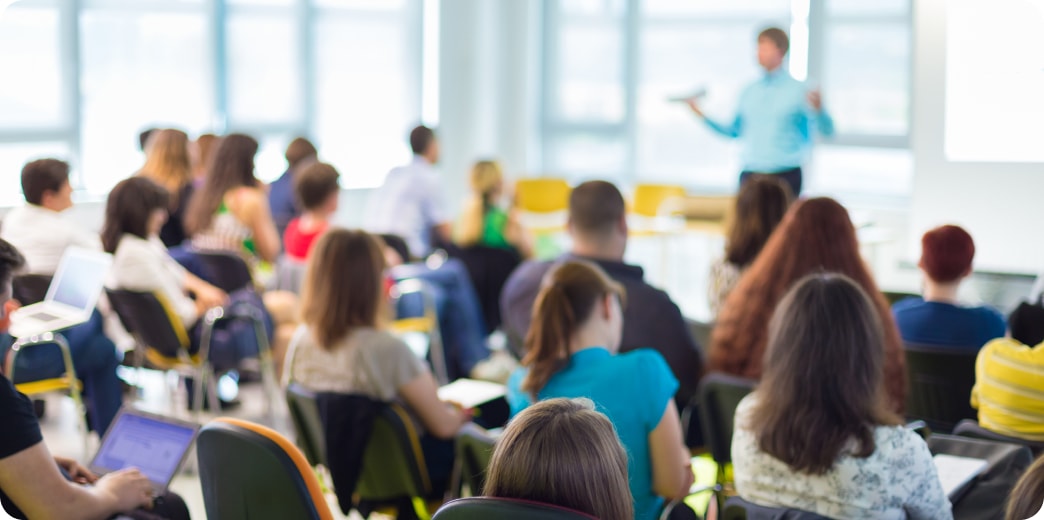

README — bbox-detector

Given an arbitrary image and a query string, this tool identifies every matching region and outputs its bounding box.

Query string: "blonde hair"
[457,160,504,246]
[140,129,192,204]
[484,398,633,520]
[299,228,387,348]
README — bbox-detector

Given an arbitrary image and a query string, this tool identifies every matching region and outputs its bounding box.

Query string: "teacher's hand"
[685,98,704,118]
[808,89,823,112]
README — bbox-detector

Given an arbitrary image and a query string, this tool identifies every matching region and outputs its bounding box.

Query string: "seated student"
[0,158,122,434]
[283,162,340,263]
[708,176,791,316]
[710,197,907,412]
[482,397,632,520]
[971,337,1044,441]
[893,225,1005,350]
[290,228,471,495]
[506,260,693,520]
[102,177,274,381]
[0,238,190,520]
[732,273,951,519]
[138,129,194,248]
[501,180,703,410]
[1006,454,1044,520]
[455,160,531,257]
[269,137,319,240]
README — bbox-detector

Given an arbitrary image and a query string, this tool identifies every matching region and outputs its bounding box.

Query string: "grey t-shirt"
[290,325,428,401]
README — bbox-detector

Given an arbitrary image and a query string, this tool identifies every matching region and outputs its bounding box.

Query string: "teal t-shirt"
[507,347,679,520]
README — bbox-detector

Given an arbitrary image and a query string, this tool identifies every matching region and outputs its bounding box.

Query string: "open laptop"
[89,407,200,495]
[8,247,112,338]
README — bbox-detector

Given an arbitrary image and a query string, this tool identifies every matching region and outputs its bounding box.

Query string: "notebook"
[89,407,200,494]
[438,378,507,409]
[8,247,112,338]
[933,453,988,501]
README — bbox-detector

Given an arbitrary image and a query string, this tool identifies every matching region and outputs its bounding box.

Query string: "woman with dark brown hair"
[708,197,907,411]
[483,397,633,520]
[505,260,693,520]
[732,273,950,518]
[708,176,792,315]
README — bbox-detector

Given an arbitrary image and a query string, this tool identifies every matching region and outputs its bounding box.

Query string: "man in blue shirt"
[268,137,318,240]
[687,27,834,196]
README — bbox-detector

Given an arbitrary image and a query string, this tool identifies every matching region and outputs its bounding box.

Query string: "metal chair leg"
[10,333,89,459]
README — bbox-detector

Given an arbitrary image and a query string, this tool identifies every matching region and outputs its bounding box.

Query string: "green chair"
[452,424,498,497]
[353,402,434,519]
[196,417,335,520]
[285,383,326,467]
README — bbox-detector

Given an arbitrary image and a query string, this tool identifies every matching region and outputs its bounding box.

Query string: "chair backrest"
[453,245,523,334]
[194,250,255,293]
[12,274,53,306]
[953,419,1044,456]
[273,256,308,294]
[196,417,334,520]
[286,383,326,467]
[105,289,190,358]
[927,433,1033,516]
[355,402,432,502]
[632,184,686,217]
[378,234,413,264]
[721,496,831,520]
[697,373,757,465]
[882,290,920,305]
[904,342,978,432]
[515,178,571,214]
[456,425,497,496]
[433,497,599,520]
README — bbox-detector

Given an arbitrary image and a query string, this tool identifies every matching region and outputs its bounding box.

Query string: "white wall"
[910,0,1044,275]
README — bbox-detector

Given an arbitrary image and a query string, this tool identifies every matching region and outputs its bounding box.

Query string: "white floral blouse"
[731,394,953,520]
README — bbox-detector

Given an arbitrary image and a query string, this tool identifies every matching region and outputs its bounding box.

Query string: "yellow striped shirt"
[972,338,1044,441]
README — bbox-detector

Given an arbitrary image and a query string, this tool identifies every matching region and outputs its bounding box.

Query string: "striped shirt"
[972,338,1044,441]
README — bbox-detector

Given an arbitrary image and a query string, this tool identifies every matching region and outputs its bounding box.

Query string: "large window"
[539,0,913,197]
[0,0,424,197]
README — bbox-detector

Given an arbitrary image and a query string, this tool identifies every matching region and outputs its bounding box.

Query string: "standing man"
[687,27,834,196]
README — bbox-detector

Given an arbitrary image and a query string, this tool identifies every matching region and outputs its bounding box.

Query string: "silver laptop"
[89,407,200,494]
[9,247,112,338]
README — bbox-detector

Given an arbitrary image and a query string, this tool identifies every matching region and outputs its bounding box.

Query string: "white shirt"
[0,204,101,275]
[363,156,447,258]
[106,234,198,329]
[732,393,952,520]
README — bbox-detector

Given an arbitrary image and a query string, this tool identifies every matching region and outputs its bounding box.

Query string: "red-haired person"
[892,225,1005,350]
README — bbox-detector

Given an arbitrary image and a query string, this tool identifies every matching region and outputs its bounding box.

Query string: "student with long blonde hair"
[506,260,693,520]
[456,160,530,257]
[139,128,194,247]
[290,228,471,494]
[483,398,633,520]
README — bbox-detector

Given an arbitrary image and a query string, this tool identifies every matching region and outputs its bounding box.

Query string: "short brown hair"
[21,158,70,205]
[726,176,793,267]
[748,273,901,475]
[1007,455,1044,520]
[568,181,625,238]
[920,225,975,283]
[409,125,436,155]
[285,137,317,169]
[758,27,790,55]
[299,228,387,349]
[293,162,340,211]
[485,398,633,520]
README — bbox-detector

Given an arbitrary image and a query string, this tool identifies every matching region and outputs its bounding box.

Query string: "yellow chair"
[632,183,687,217]
[8,332,89,457]
[515,178,571,214]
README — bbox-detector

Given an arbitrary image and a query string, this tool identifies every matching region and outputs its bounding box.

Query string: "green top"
[481,207,512,250]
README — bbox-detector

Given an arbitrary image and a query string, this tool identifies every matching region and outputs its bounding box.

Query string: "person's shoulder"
[505,258,553,289]
[970,303,1006,323]
[618,348,672,376]
[873,422,929,454]
[891,296,925,313]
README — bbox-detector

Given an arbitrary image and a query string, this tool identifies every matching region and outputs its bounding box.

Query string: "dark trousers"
[740,167,803,197]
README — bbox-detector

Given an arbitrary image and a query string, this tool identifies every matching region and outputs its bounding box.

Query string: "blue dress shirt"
[704,69,835,173]
[892,297,1007,351]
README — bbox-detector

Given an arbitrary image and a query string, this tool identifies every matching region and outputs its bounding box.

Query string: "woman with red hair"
[708,197,906,412]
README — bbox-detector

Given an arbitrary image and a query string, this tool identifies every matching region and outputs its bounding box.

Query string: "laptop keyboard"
[26,312,62,322]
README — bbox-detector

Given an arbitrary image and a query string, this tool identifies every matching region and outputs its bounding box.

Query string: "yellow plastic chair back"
[515,178,571,214]
[632,184,686,217]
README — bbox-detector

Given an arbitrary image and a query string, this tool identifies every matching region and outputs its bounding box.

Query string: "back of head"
[750,273,899,475]
[758,27,790,55]
[185,133,259,234]
[485,398,633,520]
[141,129,192,196]
[725,176,793,266]
[568,180,625,240]
[195,134,221,174]
[139,128,158,152]
[1007,455,1044,520]
[457,160,505,246]
[469,160,503,202]
[409,125,436,156]
[522,260,623,398]
[21,158,69,206]
[299,228,386,349]
[920,225,975,284]
[101,177,171,254]
[285,137,318,171]
[293,162,340,213]
[0,239,26,295]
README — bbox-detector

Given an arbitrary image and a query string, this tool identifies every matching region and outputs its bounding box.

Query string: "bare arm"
[398,372,469,440]
[0,442,153,519]
[648,400,694,500]
[183,272,229,317]
[237,188,282,263]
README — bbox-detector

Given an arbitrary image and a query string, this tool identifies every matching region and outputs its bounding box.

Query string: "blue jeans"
[1,311,122,435]
[391,259,490,380]
[190,288,273,373]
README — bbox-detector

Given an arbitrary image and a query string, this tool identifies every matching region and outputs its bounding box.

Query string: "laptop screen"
[47,247,111,312]
[91,411,199,487]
